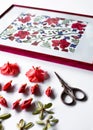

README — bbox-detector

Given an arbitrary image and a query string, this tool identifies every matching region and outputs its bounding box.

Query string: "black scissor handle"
[61,90,76,106]
[61,88,87,106]
[71,88,87,101]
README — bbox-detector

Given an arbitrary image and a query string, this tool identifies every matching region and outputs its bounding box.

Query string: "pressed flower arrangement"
[0,12,87,53]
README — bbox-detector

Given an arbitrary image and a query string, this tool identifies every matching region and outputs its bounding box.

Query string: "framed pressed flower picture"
[0,4,93,71]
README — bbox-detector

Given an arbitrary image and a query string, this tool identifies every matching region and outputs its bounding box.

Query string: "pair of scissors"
[55,72,87,106]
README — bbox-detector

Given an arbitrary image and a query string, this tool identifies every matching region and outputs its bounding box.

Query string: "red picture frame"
[0,4,93,71]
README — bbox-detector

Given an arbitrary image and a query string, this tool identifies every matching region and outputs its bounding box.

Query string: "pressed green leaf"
[46,110,54,114]
[0,113,11,120]
[44,103,52,109]
[37,101,43,109]
[24,122,34,129]
[18,119,25,128]
[48,115,53,119]
[39,111,44,120]
[43,126,48,130]
[47,123,51,129]
[32,109,41,115]
[51,119,59,123]
[36,121,45,125]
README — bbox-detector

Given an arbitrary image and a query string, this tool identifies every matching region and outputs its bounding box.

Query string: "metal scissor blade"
[54,72,66,86]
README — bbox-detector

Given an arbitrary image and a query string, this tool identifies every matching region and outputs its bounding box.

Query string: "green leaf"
[41,41,51,48]
[71,39,79,44]
[46,110,54,114]
[47,123,51,129]
[51,119,59,123]
[24,122,34,129]
[18,119,25,128]
[0,113,11,120]
[37,101,43,109]
[43,126,48,130]
[36,121,45,125]
[44,103,52,109]
[39,111,44,120]
[48,115,53,119]
[32,109,41,115]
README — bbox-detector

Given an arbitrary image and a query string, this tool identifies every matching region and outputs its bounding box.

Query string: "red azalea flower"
[18,16,31,23]
[25,66,49,82]
[59,39,70,49]
[52,40,60,47]
[45,18,59,25]
[14,30,30,39]
[71,22,86,30]
[0,62,20,76]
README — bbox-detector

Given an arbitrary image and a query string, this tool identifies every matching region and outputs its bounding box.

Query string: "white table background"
[0,1,93,130]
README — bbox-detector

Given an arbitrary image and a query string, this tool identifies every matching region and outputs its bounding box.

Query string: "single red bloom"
[71,22,86,30]
[26,66,49,82]
[0,96,8,107]
[30,84,39,94]
[45,18,59,25]
[20,98,33,110]
[18,83,27,93]
[2,80,12,91]
[59,39,70,49]
[14,30,30,39]
[52,40,60,47]
[12,99,21,109]
[18,16,31,23]
[45,86,52,97]
[0,62,20,76]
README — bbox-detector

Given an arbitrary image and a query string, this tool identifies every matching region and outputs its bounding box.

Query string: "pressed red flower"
[12,99,21,109]
[52,40,60,47]
[0,62,20,76]
[18,83,27,93]
[25,66,49,82]
[20,98,33,110]
[45,18,59,25]
[14,30,30,39]
[71,22,86,30]
[30,84,39,94]
[2,80,12,91]
[18,15,31,23]
[9,36,14,41]
[0,96,8,107]
[45,86,52,97]
[59,39,70,49]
